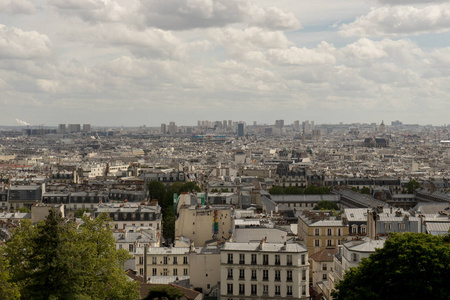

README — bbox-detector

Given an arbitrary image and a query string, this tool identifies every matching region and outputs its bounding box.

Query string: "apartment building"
[220,240,310,299]
[297,210,349,256]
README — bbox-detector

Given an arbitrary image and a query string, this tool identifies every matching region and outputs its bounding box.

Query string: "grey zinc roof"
[222,241,307,253]
[344,238,386,253]
[271,194,340,203]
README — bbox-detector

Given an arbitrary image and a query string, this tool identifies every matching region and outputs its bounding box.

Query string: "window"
[302,285,306,296]
[163,257,168,265]
[163,268,168,276]
[322,263,327,271]
[183,268,188,276]
[227,268,233,279]
[327,228,332,236]
[275,255,280,265]
[352,225,358,234]
[287,286,293,296]
[239,253,245,264]
[398,223,406,230]
[275,270,281,281]
[323,273,327,280]
[251,269,257,280]
[139,268,143,276]
[338,228,342,236]
[183,256,188,264]
[173,257,177,265]
[327,239,332,246]
[352,253,358,262]
[152,257,157,265]
[302,269,306,281]
[315,239,320,247]
[315,228,320,236]
[239,284,245,295]
[263,270,269,281]
[275,285,281,296]
[228,253,233,264]
[251,254,257,264]
[139,256,143,265]
[287,255,292,266]
[173,268,178,276]
[239,269,245,280]
[361,225,367,234]
[385,223,392,230]
[128,244,134,252]
[263,285,268,295]
[301,254,306,265]
[263,254,268,265]
[287,270,293,282]
[152,268,157,276]
[251,284,257,295]
[227,284,233,295]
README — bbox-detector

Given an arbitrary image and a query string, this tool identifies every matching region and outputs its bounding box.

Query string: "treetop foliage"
[332,232,450,300]
[2,209,139,300]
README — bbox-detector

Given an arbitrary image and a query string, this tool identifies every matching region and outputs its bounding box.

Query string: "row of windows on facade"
[139,268,188,276]
[43,196,106,203]
[227,253,306,265]
[314,239,342,247]
[227,269,308,282]
[114,223,159,230]
[138,256,188,265]
[348,223,406,234]
[226,283,307,296]
[314,228,344,236]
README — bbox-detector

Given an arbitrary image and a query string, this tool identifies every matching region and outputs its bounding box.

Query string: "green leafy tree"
[148,181,167,206]
[179,182,201,193]
[304,185,331,194]
[332,232,450,300]
[162,209,176,243]
[313,200,339,211]
[360,187,371,194]
[0,250,20,300]
[3,210,139,300]
[143,285,184,300]
[74,208,91,218]
[16,207,30,213]
[269,186,284,194]
[284,186,303,194]
[406,179,420,194]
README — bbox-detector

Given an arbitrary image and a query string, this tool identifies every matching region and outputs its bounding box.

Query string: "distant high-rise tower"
[237,123,245,137]
[161,123,166,134]
[57,124,66,134]
[67,124,81,133]
[294,120,300,131]
[82,124,91,132]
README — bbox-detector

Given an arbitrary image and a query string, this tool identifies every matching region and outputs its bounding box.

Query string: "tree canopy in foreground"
[2,209,139,300]
[332,232,450,300]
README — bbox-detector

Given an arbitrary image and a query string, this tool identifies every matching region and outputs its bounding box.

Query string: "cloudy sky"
[1,0,449,127]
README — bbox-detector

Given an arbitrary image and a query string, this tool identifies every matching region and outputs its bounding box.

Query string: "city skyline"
[1,0,449,126]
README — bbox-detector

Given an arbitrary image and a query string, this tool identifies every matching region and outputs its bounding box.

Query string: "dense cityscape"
[0,119,449,299]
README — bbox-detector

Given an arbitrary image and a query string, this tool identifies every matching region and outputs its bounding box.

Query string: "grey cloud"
[0,0,35,14]
[140,0,300,30]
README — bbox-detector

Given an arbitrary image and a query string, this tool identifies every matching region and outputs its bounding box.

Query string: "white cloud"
[0,25,51,59]
[266,42,336,66]
[340,4,450,36]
